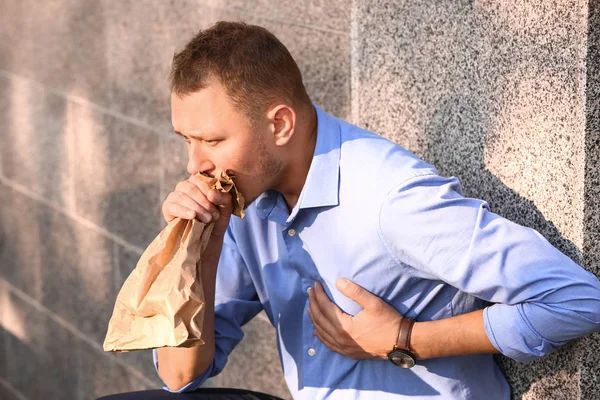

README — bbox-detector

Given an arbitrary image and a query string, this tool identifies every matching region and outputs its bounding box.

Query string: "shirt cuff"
[483,304,564,362]
[152,349,214,393]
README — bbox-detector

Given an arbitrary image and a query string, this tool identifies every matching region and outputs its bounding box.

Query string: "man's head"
[169,21,314,205]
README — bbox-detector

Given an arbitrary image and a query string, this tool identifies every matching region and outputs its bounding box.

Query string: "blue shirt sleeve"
[378,173,600,362]
[154,224,264,392]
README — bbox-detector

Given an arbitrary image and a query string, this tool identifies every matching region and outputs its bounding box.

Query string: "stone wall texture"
[0,1,598,399]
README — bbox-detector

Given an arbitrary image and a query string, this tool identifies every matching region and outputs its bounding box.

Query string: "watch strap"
[394,317,415,352]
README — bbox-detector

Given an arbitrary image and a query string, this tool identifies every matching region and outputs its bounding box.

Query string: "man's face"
[171,83,282,206]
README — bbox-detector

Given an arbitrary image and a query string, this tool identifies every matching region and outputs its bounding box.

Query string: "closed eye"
[173,131,191,143]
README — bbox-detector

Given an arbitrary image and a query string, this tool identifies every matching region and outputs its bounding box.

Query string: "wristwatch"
[387,317,416,368]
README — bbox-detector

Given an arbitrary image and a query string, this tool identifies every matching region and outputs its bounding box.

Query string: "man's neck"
[274,106,318,212]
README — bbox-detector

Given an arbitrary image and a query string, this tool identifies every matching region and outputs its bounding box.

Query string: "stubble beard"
[242,135,283,207]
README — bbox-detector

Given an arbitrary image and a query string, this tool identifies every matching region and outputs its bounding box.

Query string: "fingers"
[176,180,220,216]
[335,278,381,311]
[313,324,345,354]
[162,175,233,224]
[307,286,345,352]
[308,283,350,338]
[163,191,213,223]
[188,175,233,217]
[308,283,372,360]
[313,282,348,323]
[308,287,340,337]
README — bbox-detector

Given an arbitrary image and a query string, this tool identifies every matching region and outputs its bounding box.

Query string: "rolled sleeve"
[154,224,264,392]
[379,173,600,361]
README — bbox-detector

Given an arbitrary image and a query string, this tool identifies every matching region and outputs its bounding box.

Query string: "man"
[155,21,600,399]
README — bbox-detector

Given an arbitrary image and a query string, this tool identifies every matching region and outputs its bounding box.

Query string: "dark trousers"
[97,388,285,400]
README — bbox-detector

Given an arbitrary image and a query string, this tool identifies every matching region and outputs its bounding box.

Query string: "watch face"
[388,349,416,368]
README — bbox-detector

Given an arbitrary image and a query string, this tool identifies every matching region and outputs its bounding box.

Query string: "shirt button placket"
[287,227,315,371]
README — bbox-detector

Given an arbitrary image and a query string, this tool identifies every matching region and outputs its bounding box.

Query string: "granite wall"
[0,1,597,399]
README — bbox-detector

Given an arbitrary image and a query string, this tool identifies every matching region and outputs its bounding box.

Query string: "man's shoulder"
[337,119,438,190]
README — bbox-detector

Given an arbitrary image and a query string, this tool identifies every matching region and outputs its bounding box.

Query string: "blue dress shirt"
[153,104,600,399]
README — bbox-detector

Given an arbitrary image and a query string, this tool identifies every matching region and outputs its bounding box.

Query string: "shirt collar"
[255,103,341,220]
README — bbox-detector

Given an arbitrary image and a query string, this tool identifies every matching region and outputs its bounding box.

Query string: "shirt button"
[288,228,296,237]
[308,348,316,356]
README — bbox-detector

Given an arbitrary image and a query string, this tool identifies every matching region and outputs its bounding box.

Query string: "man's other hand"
[307,279,403,360]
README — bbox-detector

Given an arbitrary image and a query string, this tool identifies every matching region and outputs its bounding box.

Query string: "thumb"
[335,278,380,310]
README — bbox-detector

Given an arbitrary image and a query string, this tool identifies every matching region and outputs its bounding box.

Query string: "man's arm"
[308,279,498,360]
[154,224,264,392]
[155,238,220,391]
[155,175,262,392]
[155,174,233,391]
[309,173,600,361]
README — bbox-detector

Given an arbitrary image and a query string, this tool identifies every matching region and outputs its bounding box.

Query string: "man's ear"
[267,105,296,146]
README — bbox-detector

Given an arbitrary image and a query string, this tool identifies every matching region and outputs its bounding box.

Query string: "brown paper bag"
[103,169,245,352]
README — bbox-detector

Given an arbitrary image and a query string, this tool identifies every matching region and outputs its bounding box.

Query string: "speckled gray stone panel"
[0,76,74,210]
[179,7,352,120]
[0,279,7,381]
[71,101,162,249]
[581,3,600,400]
[0,187,119,345]
[0,0,351,135]
[584,0,600,290]
[78,342,155,399]
[3,289,79,400]
[353,0,594,398]
[0,385,19,400]
[0,1,110,102]
[353,1,586,260]
[160,134,190,228]
[203,0,350,33]
[0,186,45,302]
[40,206,119,345]
[111,243,164,387]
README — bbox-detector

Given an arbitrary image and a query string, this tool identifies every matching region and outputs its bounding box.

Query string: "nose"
[186,144,215,176]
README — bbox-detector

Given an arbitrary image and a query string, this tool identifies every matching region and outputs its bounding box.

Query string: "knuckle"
[189,175,208,191]
[187,184,203,199]
[173,191,185,203]
[175,180,188,191]
[350,287,363,298]
[371,302,383,314]
[165,191,176,202]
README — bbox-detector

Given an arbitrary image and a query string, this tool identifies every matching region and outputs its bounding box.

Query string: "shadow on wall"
[422,93,582,399]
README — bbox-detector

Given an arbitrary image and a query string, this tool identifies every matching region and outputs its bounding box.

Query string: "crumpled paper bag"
[103,169,245,352]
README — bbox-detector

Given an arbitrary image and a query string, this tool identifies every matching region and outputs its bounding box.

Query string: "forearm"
[155,238,222,391]
[410,309,499,360]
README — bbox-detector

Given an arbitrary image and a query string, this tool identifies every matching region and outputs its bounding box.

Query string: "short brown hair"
[169,21,312,124]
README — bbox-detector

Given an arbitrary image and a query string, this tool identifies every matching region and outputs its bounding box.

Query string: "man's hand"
[161,174,233,237]
[307,279,402,360]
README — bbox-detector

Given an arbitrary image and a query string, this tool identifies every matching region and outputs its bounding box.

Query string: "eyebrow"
[172,129,206,140]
